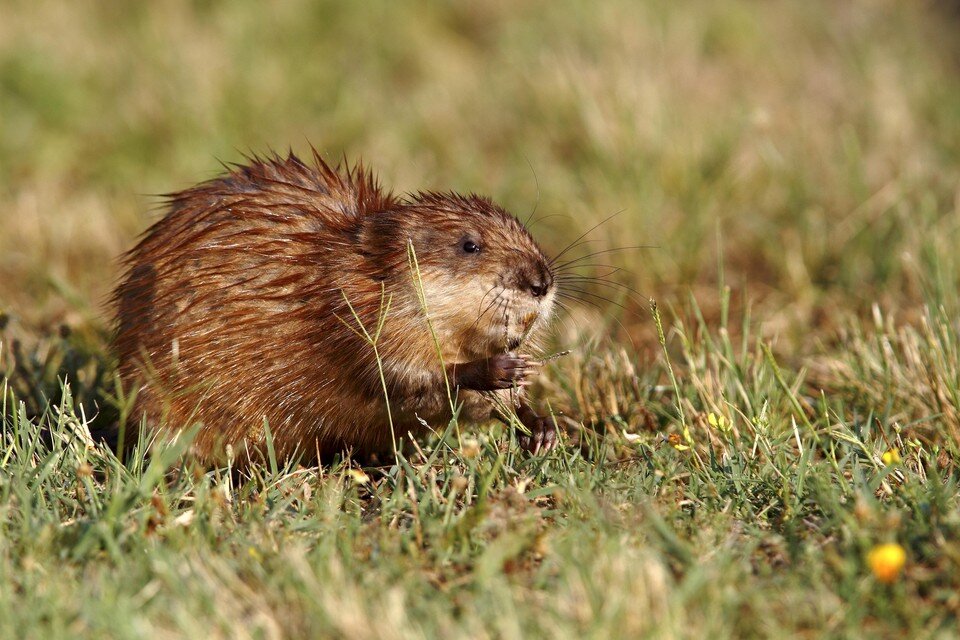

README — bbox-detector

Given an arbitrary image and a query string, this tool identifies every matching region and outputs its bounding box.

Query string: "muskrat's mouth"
[504,311,540,351]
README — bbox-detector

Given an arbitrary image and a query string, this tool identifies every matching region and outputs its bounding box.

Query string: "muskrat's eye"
[461,240,480,254]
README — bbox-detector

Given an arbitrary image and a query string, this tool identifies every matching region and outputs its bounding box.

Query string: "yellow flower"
[461,438,481,459]
[346,468,370,485]
[881,449,902,465]
[707,412,731,433]
[668,433,689,451]
[868,543,906,583]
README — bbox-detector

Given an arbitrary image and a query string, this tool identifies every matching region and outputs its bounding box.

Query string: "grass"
[2,0,960,637]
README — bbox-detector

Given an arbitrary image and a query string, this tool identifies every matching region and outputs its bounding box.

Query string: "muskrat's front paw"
[449,353,540,391]
[518,413,557,455]
[486,353,539,390]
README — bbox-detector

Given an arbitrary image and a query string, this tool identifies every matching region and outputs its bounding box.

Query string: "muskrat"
[113,151,558,466]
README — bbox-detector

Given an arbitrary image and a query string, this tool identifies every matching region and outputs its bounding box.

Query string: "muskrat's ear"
[357,211,406,279]
[359,210,403,246]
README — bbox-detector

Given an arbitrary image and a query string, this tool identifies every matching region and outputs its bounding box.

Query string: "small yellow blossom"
[346,469,370,485]
[668,433,689,451]
[707,412,731,433]
[868,543,906,583]
[881,449,902,465]
[461,438,481,459]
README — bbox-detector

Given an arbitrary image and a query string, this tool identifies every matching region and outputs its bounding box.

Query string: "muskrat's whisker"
[547,210,626,267]
[551,245,659,272]
[546,299,591,353]
[550,238,603,263]
[559,286,633,312]
[474,285,503,321]
[519,155,541,229]
[557,287,646,313]
[555,274,648,300]
[526,212,571,231]
[555,291,604,313]
[556,269,627,281]
[497,301,511,351]
[556,288,640,325]
[552,302,582,335]
[553,263,629,276]
[555,292,639,351]
[461,287,504,346]
[453,292,503,365]
[552,297,593,329]
[494,298,509,327]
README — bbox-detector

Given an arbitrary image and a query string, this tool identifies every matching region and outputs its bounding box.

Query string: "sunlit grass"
[2,0,960,637]
[4,301,959,636]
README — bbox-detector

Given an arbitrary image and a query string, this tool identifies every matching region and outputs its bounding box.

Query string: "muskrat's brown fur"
[114,151,557,465]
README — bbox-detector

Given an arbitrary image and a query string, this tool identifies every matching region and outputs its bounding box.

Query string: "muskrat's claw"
[518,413,558,455]
[449,353,541,391]
[488,353,540,389]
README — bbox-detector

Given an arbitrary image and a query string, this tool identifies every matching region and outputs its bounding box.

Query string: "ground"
[2,1,960,637]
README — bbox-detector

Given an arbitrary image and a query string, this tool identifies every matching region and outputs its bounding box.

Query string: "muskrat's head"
[360,192,555,360]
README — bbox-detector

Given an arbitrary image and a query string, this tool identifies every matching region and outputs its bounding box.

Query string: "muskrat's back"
[115,152,558,465]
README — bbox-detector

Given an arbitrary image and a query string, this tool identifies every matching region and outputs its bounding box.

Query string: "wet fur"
[114,151,555,465]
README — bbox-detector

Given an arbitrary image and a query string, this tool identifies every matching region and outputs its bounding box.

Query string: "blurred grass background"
[3,1,960,637]
[2,0,958,340]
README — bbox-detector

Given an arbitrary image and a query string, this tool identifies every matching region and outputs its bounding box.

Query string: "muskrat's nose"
[528,264,553,298]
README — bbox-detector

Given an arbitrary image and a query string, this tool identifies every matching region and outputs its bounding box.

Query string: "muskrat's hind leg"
[515,402,557,455]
